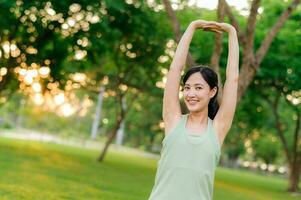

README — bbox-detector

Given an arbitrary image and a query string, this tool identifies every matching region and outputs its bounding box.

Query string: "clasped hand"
[190,20,236,34]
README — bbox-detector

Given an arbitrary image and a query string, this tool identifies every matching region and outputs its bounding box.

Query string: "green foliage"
[252,134,281,164]
[223,132,246,160]
[228,1,301,163]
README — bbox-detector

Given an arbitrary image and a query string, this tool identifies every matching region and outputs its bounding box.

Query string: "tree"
[221,0,300,102]
[161,0,300,102]
[96,1,169,161]
[248,7,301,190]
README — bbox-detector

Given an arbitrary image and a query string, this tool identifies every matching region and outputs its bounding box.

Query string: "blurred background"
[0,0,300,199]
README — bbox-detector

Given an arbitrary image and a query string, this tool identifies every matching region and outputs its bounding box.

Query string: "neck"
[188,109,208,124]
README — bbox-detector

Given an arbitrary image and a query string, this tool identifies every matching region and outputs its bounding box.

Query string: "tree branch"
[221,0,245,42]
[210,0,225,70]
[245,0,261,51]
[255,0,301,66]
[126,92,139,112]
[162,0,196,67]
[211,0,225,103]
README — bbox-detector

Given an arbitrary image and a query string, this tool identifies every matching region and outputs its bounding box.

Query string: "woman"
[148,20,239,200]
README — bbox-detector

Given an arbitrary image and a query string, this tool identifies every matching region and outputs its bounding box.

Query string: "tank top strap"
[162,114,186,145]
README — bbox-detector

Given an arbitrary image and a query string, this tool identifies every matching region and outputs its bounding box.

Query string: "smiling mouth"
[187,100,199,105]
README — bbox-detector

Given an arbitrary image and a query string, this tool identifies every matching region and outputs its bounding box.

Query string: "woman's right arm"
[162,21,206,135]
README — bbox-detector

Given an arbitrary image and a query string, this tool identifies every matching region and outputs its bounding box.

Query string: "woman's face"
[183,73,217,112]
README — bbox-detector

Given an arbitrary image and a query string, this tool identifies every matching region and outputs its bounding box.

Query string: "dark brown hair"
[182,66,219,120]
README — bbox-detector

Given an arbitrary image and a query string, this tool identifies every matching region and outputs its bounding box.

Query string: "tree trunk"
[287,105,301,192]
[116,95,127,145]
[97,88,137,162]
[149,134,155,151]
[211,0,225,103]
[98,89,125,162]
[264,93,301,193]
[288,160,301,192]
[98,115,123,162]
[237,62,257,103]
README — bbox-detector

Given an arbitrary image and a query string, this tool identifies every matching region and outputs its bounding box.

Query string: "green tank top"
[148,114,221,200]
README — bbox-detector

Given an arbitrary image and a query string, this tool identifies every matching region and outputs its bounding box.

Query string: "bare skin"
[162,20,239,147]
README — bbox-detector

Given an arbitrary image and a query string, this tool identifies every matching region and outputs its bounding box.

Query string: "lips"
[187,100,199,105]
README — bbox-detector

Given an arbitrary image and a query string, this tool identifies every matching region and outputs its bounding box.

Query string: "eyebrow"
[184,83,204,86]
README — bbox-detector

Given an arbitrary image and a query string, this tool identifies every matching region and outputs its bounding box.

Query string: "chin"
[186,105,202,112]
[188,108,202,112]
[185,102,206,112]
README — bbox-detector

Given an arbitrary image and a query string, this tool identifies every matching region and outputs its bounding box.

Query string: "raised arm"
[162,20,219,136]
[206,22,239,146]
[162,23,195,135]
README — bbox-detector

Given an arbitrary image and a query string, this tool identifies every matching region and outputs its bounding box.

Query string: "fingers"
[203,25,219,29]
[194,20,233,33]
[205,21,220,26]
[202,24,223,33]
[203,23,220,29]
[203,27,222,34]
[193,20,210,27]
[193,20,224,30]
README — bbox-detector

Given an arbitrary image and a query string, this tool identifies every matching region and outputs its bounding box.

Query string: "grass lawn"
[0,137,300,200]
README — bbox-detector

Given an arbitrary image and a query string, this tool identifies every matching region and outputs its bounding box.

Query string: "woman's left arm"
[206,23,239,146]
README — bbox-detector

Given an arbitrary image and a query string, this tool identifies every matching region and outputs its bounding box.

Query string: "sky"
[190,0,249,10]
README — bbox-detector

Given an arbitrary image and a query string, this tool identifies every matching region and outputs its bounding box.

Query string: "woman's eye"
[184,87,190,90]
[196,87,202,90]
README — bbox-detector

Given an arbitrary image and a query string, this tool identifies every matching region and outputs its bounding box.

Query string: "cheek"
[183,89,210,99]
[203,89,212,96]
[197,90,208,98]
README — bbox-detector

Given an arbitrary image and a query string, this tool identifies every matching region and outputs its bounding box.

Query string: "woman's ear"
[210,87,218,98]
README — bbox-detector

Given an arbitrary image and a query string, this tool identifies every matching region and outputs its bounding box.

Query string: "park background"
[0,0,300,199]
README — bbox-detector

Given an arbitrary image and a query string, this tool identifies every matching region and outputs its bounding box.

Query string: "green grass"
[0,137,300,200]
[214,168,300,200]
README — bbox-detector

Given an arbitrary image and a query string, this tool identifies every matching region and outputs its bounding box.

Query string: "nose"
[186,90,197,97]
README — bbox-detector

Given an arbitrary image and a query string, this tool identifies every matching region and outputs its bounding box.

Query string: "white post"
[90,86,105,140]
[116,95,126,145]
